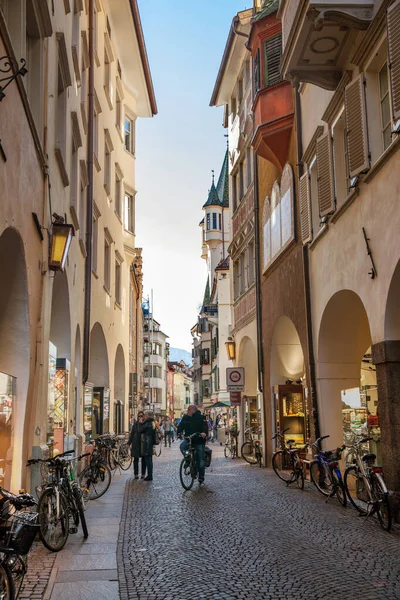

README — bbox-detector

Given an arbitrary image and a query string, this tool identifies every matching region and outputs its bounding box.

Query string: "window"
[254,48,260,94]
[233,260,239,300]
[239,161,244,200]
[115,260,121,305]
[248,240,255,286]
[238,78,243,106]
[115,165,122,217]
[379,63,391,151]
[231,96,237,119]
[124,192,134,233]
[116,89,122,131]
[232,174,238,212]
[309,156,320,239]
[218,213,222,230]
[70,139,79,226]
[104,135,111,195]
[104,34,114,107]
[264,34,282,88]
[92,210,98,273]
[331,111,348,208]
[245,59,251,88]
[104,234,111,292]
[124,116,135,154]
[246,147,252,187]
[239,253,245,294]
[81,63,88,128]
[206,213,211,230]
[153,343,162,355]
[55,34,72,186]
[26,1,43,130]
[212,213,217,230]
[79,160,88,246]
[153,365,162,379]
[94,109,99,161]
[200,348,210,365]
[71,3,80,85]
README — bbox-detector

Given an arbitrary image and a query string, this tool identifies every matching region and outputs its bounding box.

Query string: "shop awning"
[210,400,231,408]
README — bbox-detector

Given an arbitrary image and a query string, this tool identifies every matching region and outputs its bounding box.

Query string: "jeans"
[143,455,153,479]
[133,457,146,477]
[213,427,218,441]
[164,431,172,446]
[180,440,205,480]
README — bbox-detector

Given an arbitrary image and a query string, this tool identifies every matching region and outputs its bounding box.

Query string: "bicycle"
[27,450,89,552]
[97,434,132,471]
[224,430,239,459]
[309,435,347,506]
[241,427,262,466]
[0,487,39,600]
[179,433,209,490]
[271,429,305,490]
[344,435,391,531]
[79,441,112,500]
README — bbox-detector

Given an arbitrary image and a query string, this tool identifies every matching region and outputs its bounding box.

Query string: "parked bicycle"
[271,429,305,489]
[309,435,347,506]
[96,434,132,471]
[0,487,38,600]
[179,434,211,490]
[79,441,112,500]
[241,427,262,466]
[27,450,89,552]
[224,430,239,459]
[344,435,391,531]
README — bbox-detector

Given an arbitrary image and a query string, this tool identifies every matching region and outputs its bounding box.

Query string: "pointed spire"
[212,169,215,185]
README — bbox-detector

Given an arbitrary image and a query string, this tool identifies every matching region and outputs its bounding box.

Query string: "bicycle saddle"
[362,453,376,462]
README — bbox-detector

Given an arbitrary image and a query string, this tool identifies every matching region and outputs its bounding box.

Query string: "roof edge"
[129,0,158,116]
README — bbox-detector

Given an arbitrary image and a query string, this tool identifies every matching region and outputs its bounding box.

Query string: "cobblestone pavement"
[19,543,57,599]
[118,442,400,600]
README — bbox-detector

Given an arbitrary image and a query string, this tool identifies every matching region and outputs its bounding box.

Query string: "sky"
[135,0,248,352]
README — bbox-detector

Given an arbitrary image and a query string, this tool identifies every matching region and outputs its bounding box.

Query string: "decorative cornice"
[321,71,352,125]
[302,125,324,164]
[351,0,390,67]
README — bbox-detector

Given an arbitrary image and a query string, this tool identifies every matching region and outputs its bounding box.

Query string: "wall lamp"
[49,214,75,272]
[225,337,236,361]
[0,56,27,101]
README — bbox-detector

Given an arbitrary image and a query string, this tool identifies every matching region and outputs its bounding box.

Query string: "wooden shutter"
[299,172,312,243]
[387,0,400,120]
[264,34,282,88]
[344,74,370,177]
[316,132,335,218]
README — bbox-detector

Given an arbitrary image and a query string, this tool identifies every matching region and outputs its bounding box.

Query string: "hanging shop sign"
[226,367,245,392]
[230,391,242,406]
[203,304,218,315]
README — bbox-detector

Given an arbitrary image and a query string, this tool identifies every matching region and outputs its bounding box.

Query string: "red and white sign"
[226,367,245,392]
[230,391,242,406]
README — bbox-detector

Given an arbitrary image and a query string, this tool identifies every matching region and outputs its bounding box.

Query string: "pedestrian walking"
[128,411,146,479]
[177,404,208,484]
[163,416,172,447]
[214,414,221,442]
[139,410,156,481]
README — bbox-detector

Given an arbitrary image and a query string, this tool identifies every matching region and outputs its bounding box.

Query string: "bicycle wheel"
[0,560,14,600]
[179,456,195,491]
[119,445,133,470]
[79,462,112,500]
[38,488,69,552]
[295,466,304,490]
[72,485,89,538]
[272,450,293,482]
[241,442,258,464]
[344,465,368,514]
[373,474,392,532]
[332,469,347,506]
[310,460,333,497]
[224,443,232,459]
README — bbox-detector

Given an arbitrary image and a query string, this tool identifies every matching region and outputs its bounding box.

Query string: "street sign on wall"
[230,391,242,406]
[226,367,245,392]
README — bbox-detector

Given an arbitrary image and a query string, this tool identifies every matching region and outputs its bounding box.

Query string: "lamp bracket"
[0,56,27,101]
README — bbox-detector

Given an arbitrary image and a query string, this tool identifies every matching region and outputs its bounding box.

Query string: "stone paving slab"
[55,569,118,583]
[118,442,400,600]
[50,581,119,600]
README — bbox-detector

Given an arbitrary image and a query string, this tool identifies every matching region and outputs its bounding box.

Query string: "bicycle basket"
[10,512,39,555]
[204,446,212,468]
[324,447,343,463]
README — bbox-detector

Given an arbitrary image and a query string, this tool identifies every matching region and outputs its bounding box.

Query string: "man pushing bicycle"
[177,404,208,484]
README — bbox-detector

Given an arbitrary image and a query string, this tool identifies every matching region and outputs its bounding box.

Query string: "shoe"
[198,478,204,484]
[134,476,139,480]
[140,476,144,479]
[143,477,153,481]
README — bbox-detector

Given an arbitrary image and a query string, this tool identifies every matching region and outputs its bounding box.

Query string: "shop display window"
[274,384,306,447]
[84,384,94,442]
[0,372,15,489]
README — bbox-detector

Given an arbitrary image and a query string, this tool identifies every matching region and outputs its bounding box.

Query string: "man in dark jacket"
[177,404,208,483]
[128,411,146,479]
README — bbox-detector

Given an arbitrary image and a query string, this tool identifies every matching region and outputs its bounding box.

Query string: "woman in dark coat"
[128,411,146,479]
[139,410,155,481]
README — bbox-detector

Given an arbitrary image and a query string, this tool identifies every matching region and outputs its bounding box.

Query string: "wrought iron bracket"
[362,227,377,279]
[0,56,28,101]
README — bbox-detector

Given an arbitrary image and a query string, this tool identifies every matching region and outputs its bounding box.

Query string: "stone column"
[372,340,400,521]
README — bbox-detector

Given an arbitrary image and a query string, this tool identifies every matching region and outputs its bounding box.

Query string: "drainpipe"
[253,155,264,395]
[295,84,320,440]
[82,0,94,384]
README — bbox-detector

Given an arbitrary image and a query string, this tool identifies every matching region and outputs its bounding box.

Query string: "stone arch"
[114,344,125,434]
[0,228,30,489]
[385,260,400,340]
[317,290,372,447]
[89,323,109,387]
[237,336,257,396]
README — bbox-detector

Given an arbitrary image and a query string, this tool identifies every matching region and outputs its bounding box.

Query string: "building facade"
[143,313,169,416]
[167,361,194,418]
[0,0,156,492]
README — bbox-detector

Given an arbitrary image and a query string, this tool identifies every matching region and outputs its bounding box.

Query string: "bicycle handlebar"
[26,449,79,466]
[0,487,37,508]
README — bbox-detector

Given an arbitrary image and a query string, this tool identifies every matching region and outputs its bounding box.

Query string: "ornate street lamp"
[49,214,75,271]
[225,337,236,361]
